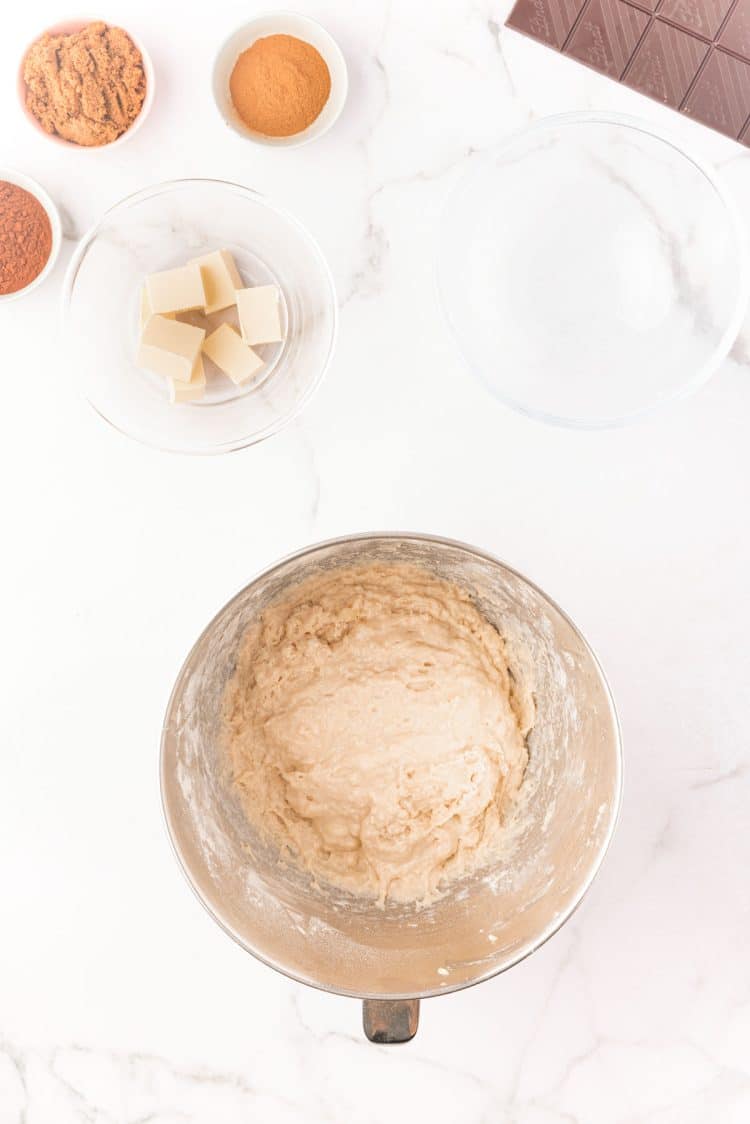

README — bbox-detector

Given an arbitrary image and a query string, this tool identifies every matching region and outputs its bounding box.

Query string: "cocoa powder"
[0,182,52,295]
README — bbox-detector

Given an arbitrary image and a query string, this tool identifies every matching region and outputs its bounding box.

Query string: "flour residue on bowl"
[221,562,536,906]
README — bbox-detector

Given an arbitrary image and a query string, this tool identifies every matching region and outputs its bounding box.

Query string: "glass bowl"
[437,113,749,429]
[62,179,337,454]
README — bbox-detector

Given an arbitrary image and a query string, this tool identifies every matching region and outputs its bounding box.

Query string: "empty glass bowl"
[437,113,749,428]
[62,179,337,454]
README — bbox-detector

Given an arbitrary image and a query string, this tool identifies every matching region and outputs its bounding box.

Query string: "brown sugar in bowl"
[17,19,155,150]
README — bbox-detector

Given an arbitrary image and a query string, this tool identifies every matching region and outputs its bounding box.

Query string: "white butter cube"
[168,356,206,403]
[190,250,243,315]
[139,286,174,331]
[203,323,264,386]
[137,315,206,383]
[139,285,152,331]
[236,285,284,346]
[146,264,206,315]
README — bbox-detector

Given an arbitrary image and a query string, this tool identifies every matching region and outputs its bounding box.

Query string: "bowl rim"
[159,530,624,1002]
[436,110,750,431]
[60,176,338,455]
[0,168,62,302]
[17,17,155,151]
[211,10,348,149]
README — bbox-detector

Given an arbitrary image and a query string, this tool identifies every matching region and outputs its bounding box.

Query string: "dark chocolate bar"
[506,0,750,143]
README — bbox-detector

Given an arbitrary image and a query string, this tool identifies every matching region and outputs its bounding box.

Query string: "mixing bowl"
[437,113,748,428]
[62,179,337,454]
[161,534,622,1041]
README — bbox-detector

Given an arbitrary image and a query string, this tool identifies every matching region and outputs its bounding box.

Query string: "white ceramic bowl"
[0,170,62,302]
[18,19,154,151]
[212,12,348,148]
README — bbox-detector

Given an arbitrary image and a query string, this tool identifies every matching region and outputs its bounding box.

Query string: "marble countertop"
[2,1,750,1121]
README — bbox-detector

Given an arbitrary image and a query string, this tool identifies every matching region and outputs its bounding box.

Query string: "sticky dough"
[223,564,534,905]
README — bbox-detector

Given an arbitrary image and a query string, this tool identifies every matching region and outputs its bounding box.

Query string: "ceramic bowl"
[0,169,62,302]
[212,12,348,148]
[18,18,155,150]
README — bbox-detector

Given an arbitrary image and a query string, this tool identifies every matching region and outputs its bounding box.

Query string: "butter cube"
[168,356,206,403]
[139,286,174,331]
[146,264,206,315]
[137,315,206,383]
[236,285,284,346]
[202,323,264,386]
[190,250,243,315]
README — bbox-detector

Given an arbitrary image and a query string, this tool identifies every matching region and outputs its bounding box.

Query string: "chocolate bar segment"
[658,0,734,39]
[720,0,750,57]
[624,20,707,104]
[566,0,650,76]
[683,47,750,132]
[506,0,587,48]
[629,0,661,12]
[507,0,750,143]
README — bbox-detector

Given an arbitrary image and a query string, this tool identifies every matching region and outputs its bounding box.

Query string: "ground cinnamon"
[0,182,52,295]
[229,34,331,138]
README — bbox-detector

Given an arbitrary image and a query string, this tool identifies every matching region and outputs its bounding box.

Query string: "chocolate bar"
[506,0,750,143]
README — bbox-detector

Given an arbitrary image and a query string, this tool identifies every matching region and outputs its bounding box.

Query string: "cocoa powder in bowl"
[0,181,52,295]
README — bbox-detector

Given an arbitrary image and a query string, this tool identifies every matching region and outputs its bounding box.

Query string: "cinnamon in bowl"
[213,15,348,147]
[230,34,331,138]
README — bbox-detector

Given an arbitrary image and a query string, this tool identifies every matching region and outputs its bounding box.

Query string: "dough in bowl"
[223,563,534,905]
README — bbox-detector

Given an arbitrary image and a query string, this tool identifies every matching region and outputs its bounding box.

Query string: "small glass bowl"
[437,113,749,429]
[62,179,338,454]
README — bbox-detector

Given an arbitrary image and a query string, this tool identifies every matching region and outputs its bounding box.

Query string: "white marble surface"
[1,1,750,1120]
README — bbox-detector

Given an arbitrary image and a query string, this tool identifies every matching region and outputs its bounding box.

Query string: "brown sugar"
[229,34,331,138]
[23,21,147,147]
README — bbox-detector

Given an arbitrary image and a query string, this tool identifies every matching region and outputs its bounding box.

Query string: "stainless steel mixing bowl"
[161,534,622,1042]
